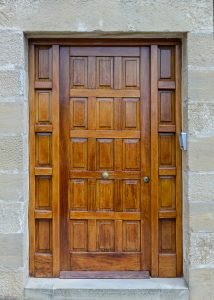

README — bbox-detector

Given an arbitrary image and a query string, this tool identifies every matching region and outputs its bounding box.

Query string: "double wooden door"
[29,40,182,278]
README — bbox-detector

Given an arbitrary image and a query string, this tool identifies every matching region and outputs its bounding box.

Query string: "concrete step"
[25,278,189,300]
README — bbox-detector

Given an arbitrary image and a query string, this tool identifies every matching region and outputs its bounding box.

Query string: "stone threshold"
[25,277,189,300]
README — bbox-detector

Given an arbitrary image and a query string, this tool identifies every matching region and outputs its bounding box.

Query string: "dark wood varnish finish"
[29,39,182,278]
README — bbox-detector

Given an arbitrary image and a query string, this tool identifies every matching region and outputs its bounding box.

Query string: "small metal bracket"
[179,132,187,151]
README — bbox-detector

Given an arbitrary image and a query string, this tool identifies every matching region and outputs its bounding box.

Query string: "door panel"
[60,47,148,272]
[29,40,181,278]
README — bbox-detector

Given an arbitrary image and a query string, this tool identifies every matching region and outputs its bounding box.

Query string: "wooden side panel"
[35,176,52,209]
[35,91,52,123]
[29,43,60,277]
[151,44,182,277]
[35,47,52,81]
[158,47,175,80]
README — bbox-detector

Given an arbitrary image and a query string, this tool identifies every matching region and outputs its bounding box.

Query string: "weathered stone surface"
[0,103,24,134]
[0,136,23,170]
[189,202,214,232]
[0,270,24,299]
[0,0,213,299]
[190,233,214,265]
[0,174,24,202]
[188,33,214,67]
[188,137,214,171]
[188,172,214,202]
[0,30,24,67]
[189,267,214,300]
[25,278,189,300]
[0,0,212,33]
[188,103,214,137]
[0,275,24,299]
[0,233,23,269]
[188,69,214,103]
[0,202,24,234]
[0,70,23,98]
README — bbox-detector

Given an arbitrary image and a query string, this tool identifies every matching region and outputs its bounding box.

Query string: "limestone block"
[188,69,214,103]
[0,30,24,67]
[188,137,214,171]
[188,172,214,202]
[0,0,212,33]
[190,233,214,265]
[0,202,24,234]
[0,70,23,98]
[188,103,214,137]
[0,233,23,269]
[0,270,24,299]
[189,202,214,232]
[189,267,214,300]
[0,103,24,134]
[0,174,24,202]
[0,136,23,170]
[188,33,214,67]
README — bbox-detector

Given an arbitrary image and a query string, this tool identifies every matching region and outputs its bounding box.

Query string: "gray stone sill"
[25,277,189,299]
[25,277,188,290]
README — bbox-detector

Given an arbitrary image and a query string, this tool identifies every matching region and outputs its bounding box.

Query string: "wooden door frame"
[29,38,182,278]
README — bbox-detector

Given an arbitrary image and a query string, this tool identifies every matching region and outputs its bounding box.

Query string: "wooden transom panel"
[29,41,182,278]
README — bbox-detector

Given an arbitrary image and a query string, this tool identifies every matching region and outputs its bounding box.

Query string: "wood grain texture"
[64,46,148,273]
[52,45,60,276]
[29,42,36,276]
[175,44,182,276]
[60,271,149,279]
[151,45,159,277]
[59,47,70,270]
[157,44,182,277]
[29,40,182,278]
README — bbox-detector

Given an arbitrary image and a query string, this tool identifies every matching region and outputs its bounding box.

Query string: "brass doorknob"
[102,171,109,179]
[143,176,150,183]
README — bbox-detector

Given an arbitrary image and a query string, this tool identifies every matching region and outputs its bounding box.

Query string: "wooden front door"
[60,47,151,275]
[29,39,182,278]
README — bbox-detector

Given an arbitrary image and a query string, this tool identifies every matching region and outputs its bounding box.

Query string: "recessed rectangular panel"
[97,220,114,251]
[159,219,176,253]
[96,57,113,88]
[159,134,175,167]
[70,57,88,88]
[96,98,113,129]
[159,91,175,124]
[69,179,87,211]
[97,180,114,211]
[97,139,114,170]
[159,47,175,80]
[159,176,176,209]
[123,221,140,252]
[36,220,52,253]
[36,91,52,123]
[122,57,139,88]
[35,176,52,209]
[123,98,140,129]
[70,220,87,251]
[70,253,140,271]
[36,133,52,166]
[122,180,140,212]
[36,47,52,80]
[70,138,87,169]
[70,98,87,129]
[123,139,140,170]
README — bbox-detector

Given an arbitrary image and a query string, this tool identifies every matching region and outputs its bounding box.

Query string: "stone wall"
[0,0,213,299]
